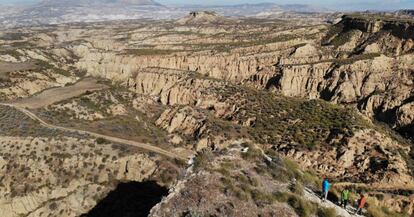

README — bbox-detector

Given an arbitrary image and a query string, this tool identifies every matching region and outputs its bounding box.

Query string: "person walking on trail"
[321,178,330,202]
[355,193,367,215]
[341,189,350,209]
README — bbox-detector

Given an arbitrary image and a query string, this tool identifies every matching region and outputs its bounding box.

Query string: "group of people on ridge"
[321,178,367,215]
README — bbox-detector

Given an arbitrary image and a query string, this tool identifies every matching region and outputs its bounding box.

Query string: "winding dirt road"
[1,103,188,161]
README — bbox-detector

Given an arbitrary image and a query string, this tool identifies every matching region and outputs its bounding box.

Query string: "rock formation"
[176,11,235,25]
[0,12,413,217]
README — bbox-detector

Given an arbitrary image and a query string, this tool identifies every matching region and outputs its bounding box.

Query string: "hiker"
[340,188,350,209]
[355,193,367,215]
[321,178,330,202]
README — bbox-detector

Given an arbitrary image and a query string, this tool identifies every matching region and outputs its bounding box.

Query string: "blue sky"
[0,0,413,10]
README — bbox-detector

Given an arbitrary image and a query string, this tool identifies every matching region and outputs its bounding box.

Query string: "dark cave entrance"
[82,181,168,217]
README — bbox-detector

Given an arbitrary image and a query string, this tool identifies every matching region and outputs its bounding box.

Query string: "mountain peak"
[176,11,234,25]
[40,0,162,6]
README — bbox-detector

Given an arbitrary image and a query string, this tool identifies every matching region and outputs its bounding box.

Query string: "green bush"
[273,192,319,217]
[367,204,408,217]
[272,191,290,203]
[252,190,274,206]
[290,182,304,195]
[193,150,213,172]
[96,137,109,144]
[234,187,249,201]
[215,167,230,176]
[300,171,320,189]
[287,194,317,217]
[264,162,292,182]
[283,158,303,180]
[317,207,336,217]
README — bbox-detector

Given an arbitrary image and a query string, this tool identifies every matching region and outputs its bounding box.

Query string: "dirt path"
[304,188,364,217]
[11,77,108,109]
[334,182,414,192]
[1,103,189,161]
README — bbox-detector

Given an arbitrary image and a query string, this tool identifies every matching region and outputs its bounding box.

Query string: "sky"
[0,0,413,10]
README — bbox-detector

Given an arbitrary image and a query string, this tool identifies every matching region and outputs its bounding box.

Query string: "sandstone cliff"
[340,15,414,39]
[72,19,414,143]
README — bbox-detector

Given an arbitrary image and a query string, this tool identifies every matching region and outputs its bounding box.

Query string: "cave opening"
[82,181,168,217]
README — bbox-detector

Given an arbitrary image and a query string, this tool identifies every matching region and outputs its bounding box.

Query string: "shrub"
[220,161,235,170]
[216,167,230,176]
[300,171,320,189]
[234,188,249,201]
[283,158,302,180]
[241,146,262,161]
[317,207,336,217]
[249,176,259,187]
[272,191,290,202]
[272,191,319,217]
[96,137,109,144]
[287,194,317,217]
[236,173,249,184]
[160,169,175,184]
[290,182,304,195]
[193,150,213,172]
[183,210,203,217]
[252,190,274,206]
[254,165,267,175]
[367,204,407,217]
[49,202,58,211]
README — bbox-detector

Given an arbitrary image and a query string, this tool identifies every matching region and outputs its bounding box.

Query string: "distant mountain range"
[0,0,173,27]
[279,4,330,13]
[39,0,162,6]
[0,0,411,28]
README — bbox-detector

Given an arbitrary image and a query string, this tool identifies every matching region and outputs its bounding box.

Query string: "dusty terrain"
[0,10,413,217]
[12,78,108,109]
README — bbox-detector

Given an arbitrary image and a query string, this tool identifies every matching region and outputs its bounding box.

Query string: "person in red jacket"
[355,193,367,215]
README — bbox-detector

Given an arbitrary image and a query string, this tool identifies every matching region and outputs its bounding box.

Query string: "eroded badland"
[0,10,414,217]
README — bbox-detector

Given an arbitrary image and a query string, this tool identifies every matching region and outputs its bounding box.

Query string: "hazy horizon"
[0,0,413,11]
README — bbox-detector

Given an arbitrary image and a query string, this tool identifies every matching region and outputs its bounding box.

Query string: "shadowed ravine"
[82,181,168,217]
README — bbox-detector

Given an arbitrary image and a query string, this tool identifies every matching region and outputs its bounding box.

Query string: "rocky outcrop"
[324,15,414,55]
[370,193,414,214]
[0,70,76,101]
[176,11,235,25]
[3,15,412,217]
[340,15,414,39]
[127,63,414,188]
[156,107,207,138]
[396,10,414,17]
[277,129,413,186]
[126,68,223,106]
[127,68,240,121]
[149,145,298,217]
[396,102,414,128]
[71,17,414,139]
[73,39,305,84]
[275,53,414,136]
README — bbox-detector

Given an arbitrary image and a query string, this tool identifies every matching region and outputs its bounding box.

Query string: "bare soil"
[11,77,108,109]
[0,61,38,74]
